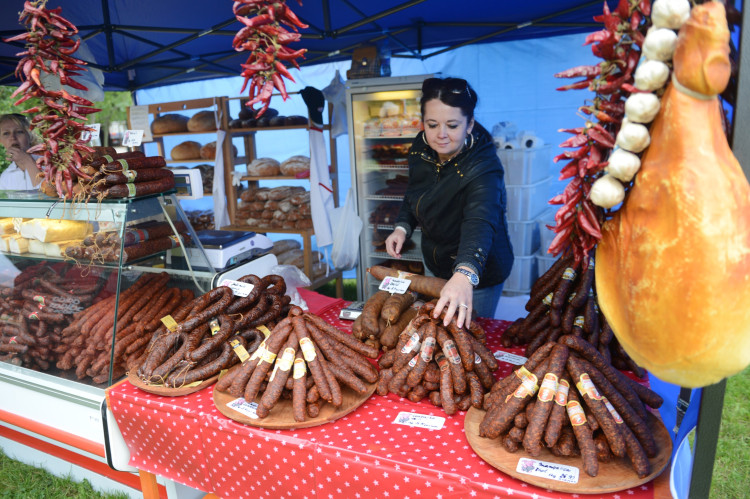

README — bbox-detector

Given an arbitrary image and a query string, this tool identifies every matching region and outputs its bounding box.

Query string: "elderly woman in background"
[0,113,42,190]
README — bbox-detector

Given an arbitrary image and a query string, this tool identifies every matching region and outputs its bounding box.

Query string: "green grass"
[0,449,128,498]
[709,365,750,499]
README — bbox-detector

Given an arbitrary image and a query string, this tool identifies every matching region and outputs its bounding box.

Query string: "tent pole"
[338,0,419,57]
[333,0,427,35]
[101,0,116,71]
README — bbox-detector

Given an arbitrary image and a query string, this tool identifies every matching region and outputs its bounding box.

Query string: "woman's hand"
[8,146,41,186]
[432,271,474,329]
[385,229,406,258]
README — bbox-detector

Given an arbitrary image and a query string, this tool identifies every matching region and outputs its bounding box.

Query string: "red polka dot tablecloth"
[106,300,666,499]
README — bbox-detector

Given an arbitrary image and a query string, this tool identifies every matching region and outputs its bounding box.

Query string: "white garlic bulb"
[607,148,642,182]
[642,28,678,62]
[625,93,661,124]
[590,174,626,209]
[616,122,651,153]
[652,0,691,30]
[634,60,671,91]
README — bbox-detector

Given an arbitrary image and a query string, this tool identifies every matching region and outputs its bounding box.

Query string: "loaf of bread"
[171,141,202,160]
[246,157,281,177]
[268,185,305,201]
[187,110,217,132]
[280,155,311,176]
[277,248,304,267]
[151,114,189,134]
[199,142,216,160]
[8,235,29,254]
[270,239,301,255]
[0,218,16,235]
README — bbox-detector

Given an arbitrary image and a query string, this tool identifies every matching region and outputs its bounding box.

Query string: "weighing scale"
[187,229,274,270]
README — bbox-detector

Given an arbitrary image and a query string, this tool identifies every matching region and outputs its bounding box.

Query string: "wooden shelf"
[239,175,303,182]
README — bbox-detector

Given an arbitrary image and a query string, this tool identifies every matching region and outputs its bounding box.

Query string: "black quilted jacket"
[395,122,514,288]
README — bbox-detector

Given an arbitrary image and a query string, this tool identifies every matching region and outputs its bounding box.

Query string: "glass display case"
[0,192,215,389]
[345,75,432,299]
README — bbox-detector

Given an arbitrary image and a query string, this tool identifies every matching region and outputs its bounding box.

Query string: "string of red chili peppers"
[547,0,652,270]
[5,0,99,199]
[232,0,308,117]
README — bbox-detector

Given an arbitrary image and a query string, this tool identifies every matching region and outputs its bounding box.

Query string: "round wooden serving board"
[127,370,218,397]
[213,381,376,430]
[464,407,672,494]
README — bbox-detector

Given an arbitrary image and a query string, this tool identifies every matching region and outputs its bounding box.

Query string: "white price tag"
[80,123,101,143]
[516,458,579,484]
[226,398,258,419]
[378,276,411,294]
[393,412,445,430]
[219,278,255,297]
[128,105,153,142]
[122,129,144,147]
[494,350,528,365]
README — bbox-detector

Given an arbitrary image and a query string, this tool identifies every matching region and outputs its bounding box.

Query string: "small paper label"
[230,339,250,362]
[566,400,587,426]
[256,324,271,338]
[443,340,461,365]
[516,458,579,484]
[260,348,277,364]
[293,357,306,379]
[209,319,220,335]
[80,123,101,143]
[124,169,138,182]
[379,276,411,294]
[219,279,255,297]
[420,337,435,362]
[401,332,421,354]
[574,316,585,328]
[554,379,570,406]
[514,373,539,399]
[227,398,259,419]
[407,353,419,368]
[602,396,624,424]
[393,412,445,430]
[299,337,316,362]
[538,373,558,402]
[122,129,144,147]
[436,353,449,371]
[576,373,602,400]
[249,340,266,361]
[562,268,577,281]
[494,350,528,365]
[278,347,295,371]
[161,315,178,332]
[126,183,137,197]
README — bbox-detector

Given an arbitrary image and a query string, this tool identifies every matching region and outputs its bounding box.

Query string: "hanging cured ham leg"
[595,2,750,388]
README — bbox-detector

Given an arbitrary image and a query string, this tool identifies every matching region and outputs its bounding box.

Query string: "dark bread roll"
[152,114,189,134]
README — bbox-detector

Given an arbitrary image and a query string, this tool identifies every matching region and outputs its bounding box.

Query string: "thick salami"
[94,175,176,199]
[95,167,173,186]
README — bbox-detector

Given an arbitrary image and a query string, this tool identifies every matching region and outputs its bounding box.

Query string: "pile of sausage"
[501,254,644,376]
[215,309,380,422]
[56,272,189,384]
[136,275,290,388]
[376,302,498,415]
[351,289,419,350]
[65,220,191,264]
[79,150,175,199]
[0,264,99,370]
[480,336,663,478]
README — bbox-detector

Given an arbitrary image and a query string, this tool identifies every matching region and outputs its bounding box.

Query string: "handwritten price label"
[516,458,579,484]
[494,350,528,366]
[80,123,101,143]
[122,129,144,147]
[227,398,258,419]
[378,276,411,294]
[219,279,255,297]
[393,412,445,430]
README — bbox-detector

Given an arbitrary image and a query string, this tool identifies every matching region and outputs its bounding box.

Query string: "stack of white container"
[495,124,552,296]
[536,207,560,277]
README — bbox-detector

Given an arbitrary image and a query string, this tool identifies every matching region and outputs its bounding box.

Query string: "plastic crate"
[536,250,559,277]
[498,145,552,185]
[507,219,540,256]
[505,177,551,222]
[537,207,557,254]
[503,254,538,292]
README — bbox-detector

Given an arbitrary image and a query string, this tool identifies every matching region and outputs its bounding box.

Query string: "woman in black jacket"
[385,77,514,327]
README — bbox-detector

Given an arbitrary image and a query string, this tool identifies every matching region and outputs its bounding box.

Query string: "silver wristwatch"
[455,268,479,287]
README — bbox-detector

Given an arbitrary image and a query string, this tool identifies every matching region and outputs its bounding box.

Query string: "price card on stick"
[378,276,411,294]
[80,123,100,143]
[128,105,153,141]
[122,129,144,147]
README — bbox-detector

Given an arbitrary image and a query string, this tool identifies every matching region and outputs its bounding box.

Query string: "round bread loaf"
[285,115,308,126]
[246,157,281,177]
[152,114,189,134]
[280,155,311,176]
[187,110,217,132]
[171,141,201,160]
[200,142,216,160]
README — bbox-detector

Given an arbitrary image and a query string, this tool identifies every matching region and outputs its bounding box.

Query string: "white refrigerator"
[345,75,432,300]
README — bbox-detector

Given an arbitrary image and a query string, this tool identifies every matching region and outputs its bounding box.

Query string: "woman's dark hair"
[420,77,478,120]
